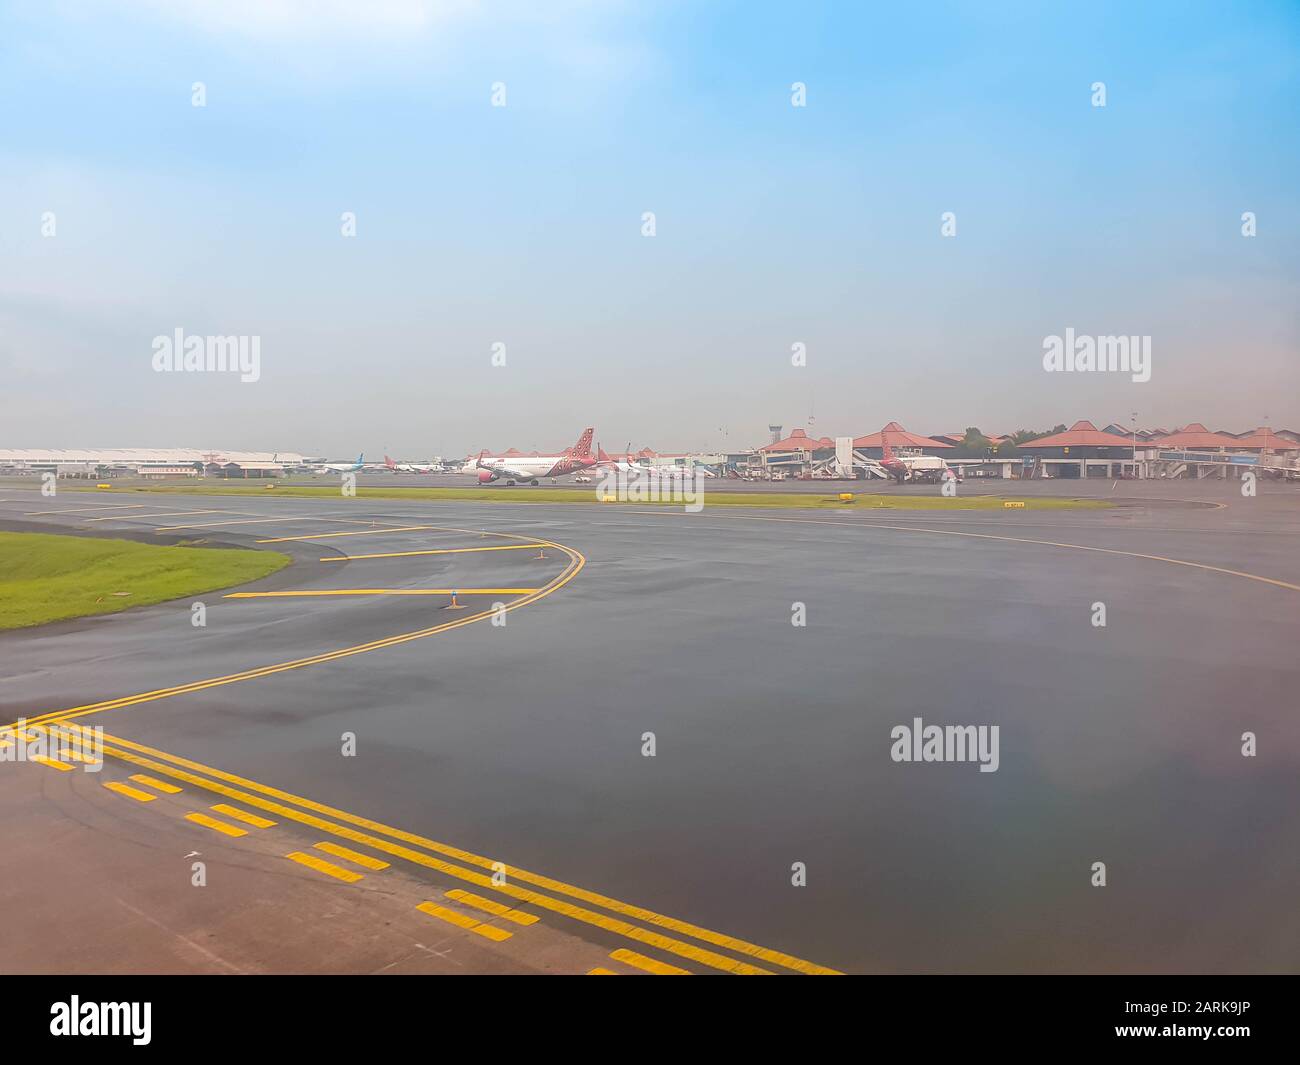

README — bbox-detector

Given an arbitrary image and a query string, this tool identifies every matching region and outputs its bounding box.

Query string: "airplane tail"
[881,438,895,464]
[571,427,594,458]
[384,455,395,468]
[475,449,487,469]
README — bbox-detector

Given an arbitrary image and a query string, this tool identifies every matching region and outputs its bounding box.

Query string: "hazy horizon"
[2,0,1297,458]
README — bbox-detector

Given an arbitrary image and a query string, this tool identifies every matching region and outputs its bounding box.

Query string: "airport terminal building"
[1016,421,1300,479]
[742,419,1300,481]
[4,422,1298,484]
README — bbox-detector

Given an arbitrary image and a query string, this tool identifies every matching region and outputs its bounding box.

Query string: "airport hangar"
[0,448,306,479]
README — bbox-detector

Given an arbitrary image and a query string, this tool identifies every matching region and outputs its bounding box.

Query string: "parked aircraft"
[879,440,959,484]
[321,453,366,474]
[384,455,442,474]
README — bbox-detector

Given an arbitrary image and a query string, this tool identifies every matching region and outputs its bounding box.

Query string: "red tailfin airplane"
[475,428,597,485]
[879,438,957,484]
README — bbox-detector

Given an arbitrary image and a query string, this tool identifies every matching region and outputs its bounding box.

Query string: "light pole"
[1131,410,1138,479]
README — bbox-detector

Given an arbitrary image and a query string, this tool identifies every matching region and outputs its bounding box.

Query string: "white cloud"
[115,0,478,40]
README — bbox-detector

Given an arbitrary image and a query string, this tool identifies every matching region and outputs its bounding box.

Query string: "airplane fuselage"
[881,454,952,484]
[477,454,592,482]
[475,427,597,484]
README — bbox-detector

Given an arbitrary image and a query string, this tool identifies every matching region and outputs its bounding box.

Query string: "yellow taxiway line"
[103,781,157,803]
[315,841,390,870]
[154,515,410,532]
[4,528,582,735]
[25,504,149,516]
[1,523,839,975]
[257,525,440,543]
[611,947,691,975]
[83,509,227,522]
[286,851,363,883]
[321,543,547,562]
[185,811,247,837]
[211,803,276,828]
[417,901,512,941]
[130,773,182,794]
[223,588,540,598]
[446,889,540,926]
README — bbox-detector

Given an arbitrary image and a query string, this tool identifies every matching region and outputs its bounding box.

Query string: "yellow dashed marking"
[587,967,618,975]
[446,889,540,926]
[130,773,181,794]
[30,756,74,772]
[285,851,364,883]
[5,523,834,975]
[103,781,157,803]
[210,803,275,828]
[71,733,816,975]
[314,841,390,870]
[185,812,247,837]
[610,948,691,975]
[416,901,513,942]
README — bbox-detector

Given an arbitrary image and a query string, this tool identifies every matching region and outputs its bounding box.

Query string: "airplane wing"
[480,460,529,480]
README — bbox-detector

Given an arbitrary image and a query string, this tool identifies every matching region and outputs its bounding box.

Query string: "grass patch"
[70,483,1109,511]
[0,532,289,630]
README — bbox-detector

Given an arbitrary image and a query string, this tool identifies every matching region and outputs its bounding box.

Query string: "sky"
[1,0,1297,458]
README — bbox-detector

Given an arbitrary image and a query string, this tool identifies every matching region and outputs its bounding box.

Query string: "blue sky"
[1,0,1297,456]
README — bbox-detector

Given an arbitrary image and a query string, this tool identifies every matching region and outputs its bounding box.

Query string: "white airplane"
[594,445,715,478]
[475,428,597,486]
[384,455,442,474]
[320,453,366,474]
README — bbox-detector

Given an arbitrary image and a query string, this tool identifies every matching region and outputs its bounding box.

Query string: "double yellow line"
[4,520,841,975]
[60,726,838,975]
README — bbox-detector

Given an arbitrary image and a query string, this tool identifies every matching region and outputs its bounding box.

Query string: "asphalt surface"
[1,479,1297,974]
